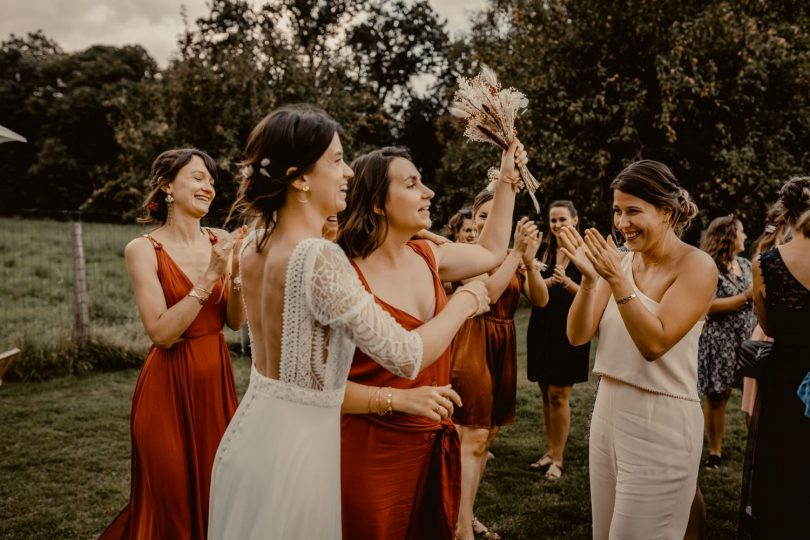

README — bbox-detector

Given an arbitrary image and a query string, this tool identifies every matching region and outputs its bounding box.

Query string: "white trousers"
[589,377,703,540]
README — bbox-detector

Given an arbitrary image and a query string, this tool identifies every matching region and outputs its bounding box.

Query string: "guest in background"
[526,200,591,480]
[697,215,754,470]
[744,178,810,538]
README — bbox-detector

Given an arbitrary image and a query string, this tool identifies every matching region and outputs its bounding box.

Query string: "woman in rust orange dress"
[100,149,244,540]
[337,143,527,540]
[451,191,549,540]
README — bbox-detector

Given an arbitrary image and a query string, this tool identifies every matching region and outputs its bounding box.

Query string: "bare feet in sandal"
[473,517,501,540]
[545,462,564,481]
[529,453,553,471]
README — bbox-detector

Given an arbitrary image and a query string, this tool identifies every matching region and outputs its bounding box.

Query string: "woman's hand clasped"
[207,226,247,280]
[394,384,462,423]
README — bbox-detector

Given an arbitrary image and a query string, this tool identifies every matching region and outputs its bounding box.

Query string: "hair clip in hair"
[259,158,271,178]
[764,224,776,234]
[147,201,158,211]
[240,164,254,178]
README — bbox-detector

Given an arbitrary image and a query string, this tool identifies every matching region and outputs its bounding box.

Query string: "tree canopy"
[1,0,809,238]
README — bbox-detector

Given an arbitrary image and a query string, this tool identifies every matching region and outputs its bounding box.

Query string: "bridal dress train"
[208,237,424,540]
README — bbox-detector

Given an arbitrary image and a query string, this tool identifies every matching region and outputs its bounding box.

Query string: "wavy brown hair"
[337,147,412,259]
[700,215,741,272]
[229,104,340,251]
[138,148,217,225]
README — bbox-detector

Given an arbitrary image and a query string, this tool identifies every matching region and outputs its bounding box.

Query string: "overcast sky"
[1,0,488,67]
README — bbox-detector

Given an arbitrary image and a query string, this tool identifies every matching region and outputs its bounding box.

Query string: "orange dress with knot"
[99,232,238,540]
[341,240,461,540]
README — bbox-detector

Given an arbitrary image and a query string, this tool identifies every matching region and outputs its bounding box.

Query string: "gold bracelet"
[378,387,394,416]
[188,288,208,305]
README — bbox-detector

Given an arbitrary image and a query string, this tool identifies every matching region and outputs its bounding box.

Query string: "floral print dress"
[698,256,755,396]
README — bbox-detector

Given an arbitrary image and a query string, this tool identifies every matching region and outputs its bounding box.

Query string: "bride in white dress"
[207,105,490,540]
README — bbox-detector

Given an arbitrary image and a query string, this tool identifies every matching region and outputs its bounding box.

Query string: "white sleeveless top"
[593,253,703,401]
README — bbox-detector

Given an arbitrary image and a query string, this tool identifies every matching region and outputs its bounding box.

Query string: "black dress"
[526,262,590,386]
[740,248,810,538]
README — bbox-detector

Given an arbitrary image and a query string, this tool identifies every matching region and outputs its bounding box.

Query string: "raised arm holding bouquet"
[450,65,541,212]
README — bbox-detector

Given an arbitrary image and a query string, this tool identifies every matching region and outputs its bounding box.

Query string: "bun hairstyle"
[795,208,810,239]
[777,176,810,226]
[139,148,218,225]
[610,160,698,237]
[337,146,412,260]
[700,215,741,272]
[752,201,788,255]
[230,104,340,251]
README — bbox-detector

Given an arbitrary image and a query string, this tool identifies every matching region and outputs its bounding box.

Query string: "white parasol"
[0,125,27,144]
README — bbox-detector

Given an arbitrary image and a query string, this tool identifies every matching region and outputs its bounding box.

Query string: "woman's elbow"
[566,329,590,347]
[640,345,667,362]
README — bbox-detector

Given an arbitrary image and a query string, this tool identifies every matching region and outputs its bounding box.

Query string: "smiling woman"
[100,148,246,540]
[560,160,717,539]
[337,142,527,540]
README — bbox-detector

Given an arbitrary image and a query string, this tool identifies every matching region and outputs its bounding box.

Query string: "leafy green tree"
[433,0,810,239]
[0,33,157,216]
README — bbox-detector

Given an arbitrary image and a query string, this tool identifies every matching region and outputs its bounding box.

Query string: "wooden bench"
[0,348,20,386]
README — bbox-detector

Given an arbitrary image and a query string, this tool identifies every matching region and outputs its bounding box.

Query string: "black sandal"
[702,454,722,470]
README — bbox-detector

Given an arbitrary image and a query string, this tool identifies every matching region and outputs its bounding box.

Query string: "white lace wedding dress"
[208,236,423,539]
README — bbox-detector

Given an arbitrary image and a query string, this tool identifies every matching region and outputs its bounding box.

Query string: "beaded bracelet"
[616,293,637,305]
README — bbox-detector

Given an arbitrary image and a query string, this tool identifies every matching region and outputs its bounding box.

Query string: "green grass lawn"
[0,308,746,539]
[0,217,240,380]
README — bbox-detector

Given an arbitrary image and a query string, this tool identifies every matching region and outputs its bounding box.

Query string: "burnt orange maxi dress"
[341,240,461,540]
[100,232,238,540]
[451,270,524,429]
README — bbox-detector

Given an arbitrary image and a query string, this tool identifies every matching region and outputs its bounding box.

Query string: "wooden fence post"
[70,221,90,349]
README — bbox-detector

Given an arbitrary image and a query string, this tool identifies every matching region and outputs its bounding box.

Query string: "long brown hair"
[700,215,741,272]
[539,200,579,265]
[337,147,412,259]
[229,104,340,251]
[138,148,217,225]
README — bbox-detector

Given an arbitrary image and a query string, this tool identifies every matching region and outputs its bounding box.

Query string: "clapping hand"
[558,227,599,283]
[581,229,624,283]
[207,226,247,280]
[551,265,569,287]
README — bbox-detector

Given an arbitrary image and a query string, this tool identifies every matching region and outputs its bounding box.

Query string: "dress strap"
[142,234,162,249]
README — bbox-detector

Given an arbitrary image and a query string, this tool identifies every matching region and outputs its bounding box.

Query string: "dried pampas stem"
[451,64,540,212]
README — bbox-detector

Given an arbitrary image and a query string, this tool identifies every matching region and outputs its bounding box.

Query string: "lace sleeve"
[302,240,423,379]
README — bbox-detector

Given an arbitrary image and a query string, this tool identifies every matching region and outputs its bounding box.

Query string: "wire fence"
[0,211,243,380]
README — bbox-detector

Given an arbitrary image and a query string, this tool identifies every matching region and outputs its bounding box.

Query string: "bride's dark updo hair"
[610,160,698,237]
[230,104,340,251]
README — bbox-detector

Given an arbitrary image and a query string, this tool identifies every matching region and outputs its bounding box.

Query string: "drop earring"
[165,193,175,204]
[296,185,311,204]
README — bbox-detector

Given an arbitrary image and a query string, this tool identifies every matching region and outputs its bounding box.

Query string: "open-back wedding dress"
[208,235,424,539]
